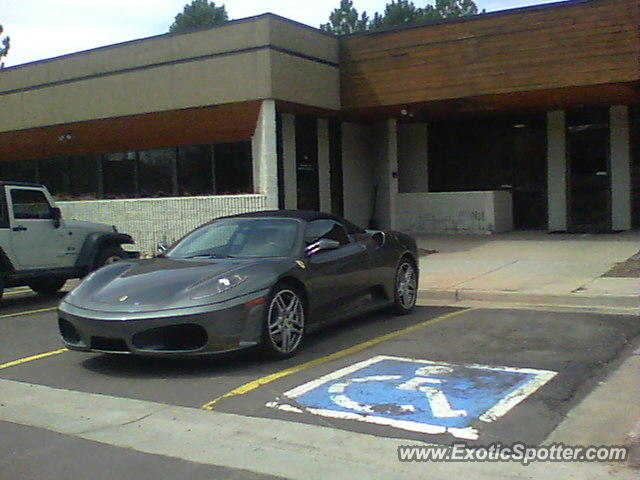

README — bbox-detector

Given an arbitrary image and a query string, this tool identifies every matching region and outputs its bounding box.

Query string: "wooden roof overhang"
[0,100,262,162]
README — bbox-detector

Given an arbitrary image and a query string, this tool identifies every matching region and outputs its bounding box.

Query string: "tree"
[321,0,484,33]
[320,0,369,35]
[169,0,229,34]
[0,24,9,69]
[369,1,426,30]
[425,0,482,20]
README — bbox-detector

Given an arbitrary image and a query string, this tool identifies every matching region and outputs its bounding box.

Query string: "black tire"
[392,257,418,315]
[0,275,4,303]
[93,246,128,270]
[29,278,66,296]
[261,284,306,359]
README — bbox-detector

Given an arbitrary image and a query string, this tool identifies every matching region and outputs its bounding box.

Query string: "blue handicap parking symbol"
[267,355,556,440]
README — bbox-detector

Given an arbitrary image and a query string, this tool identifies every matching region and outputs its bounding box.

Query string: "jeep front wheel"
[29,278,66,296]
[93,246,128,270]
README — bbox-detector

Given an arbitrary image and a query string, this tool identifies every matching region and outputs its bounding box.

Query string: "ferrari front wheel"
[262,285,305,358]
[392,258,417,315]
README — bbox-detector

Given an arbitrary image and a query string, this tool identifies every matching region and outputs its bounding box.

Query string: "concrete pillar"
[547,110,567,231]
[397,122,429,193]
[317,119,332,212]
[281,113,297,209]
[341,122,374,228]
[375,119,398,230]
[251,100,278,209]
[610,105,632,231]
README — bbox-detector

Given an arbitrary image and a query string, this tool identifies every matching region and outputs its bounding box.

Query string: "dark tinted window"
[329,120,344,216]
[178,145,214,196]
[295,115,319,210]
[69,155,99,199]
[102,152,136,198]
[304,220,350,246]
[11,189,52,219]
[0,140,253,201]
[138,148,176,197]
[39,158,68,196]
[428,114,546,192]
[214,142,253,194]
[0,160,39,184]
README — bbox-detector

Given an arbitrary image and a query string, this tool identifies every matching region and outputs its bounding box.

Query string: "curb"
[417,289,639,310]
[628,420,640,468]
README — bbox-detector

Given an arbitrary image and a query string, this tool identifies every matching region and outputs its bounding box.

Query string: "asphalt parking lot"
[1,287,639,478]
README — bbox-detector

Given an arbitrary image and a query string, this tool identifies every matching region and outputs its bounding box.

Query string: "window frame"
[303,219,351,247]
[9,187,55,220]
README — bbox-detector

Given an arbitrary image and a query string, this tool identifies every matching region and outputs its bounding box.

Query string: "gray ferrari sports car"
[58,210,419,358]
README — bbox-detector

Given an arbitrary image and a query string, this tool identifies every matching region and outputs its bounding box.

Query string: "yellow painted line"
[0,307,57,319]
[201,307,477,410]
[0,348,68,371]
[4,287,32,296]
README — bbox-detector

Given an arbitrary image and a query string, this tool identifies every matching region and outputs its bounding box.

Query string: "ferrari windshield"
[166,218,301,259]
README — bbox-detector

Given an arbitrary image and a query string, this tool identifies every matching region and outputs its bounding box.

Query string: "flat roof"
[1,1,597,70]
[0,12,334,71]
[343,0,597,37]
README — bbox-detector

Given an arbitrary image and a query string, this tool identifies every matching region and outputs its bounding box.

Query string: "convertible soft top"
[222,210,367,235]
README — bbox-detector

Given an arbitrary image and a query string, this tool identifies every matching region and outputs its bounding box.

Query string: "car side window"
[304,220,350,246]
[10,189,53,220]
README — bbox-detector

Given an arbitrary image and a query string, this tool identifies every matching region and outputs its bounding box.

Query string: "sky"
[1,0,571,67]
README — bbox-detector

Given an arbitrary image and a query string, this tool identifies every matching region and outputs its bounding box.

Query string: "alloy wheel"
[396,262,417,310]
[267,289,305,354]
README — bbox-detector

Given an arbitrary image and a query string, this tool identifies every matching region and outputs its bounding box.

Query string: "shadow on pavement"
[78,307,450,380]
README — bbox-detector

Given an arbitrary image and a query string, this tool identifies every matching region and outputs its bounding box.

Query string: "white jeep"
[0,182,137,300]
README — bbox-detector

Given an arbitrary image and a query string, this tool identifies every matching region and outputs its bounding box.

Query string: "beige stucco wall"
[269,50,340,111]
[1,50,272,132]
[267,15,338,65]
[0,14,339,133]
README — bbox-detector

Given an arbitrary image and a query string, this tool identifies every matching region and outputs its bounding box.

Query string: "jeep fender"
[76,233,135,270]
[0,246,15,274]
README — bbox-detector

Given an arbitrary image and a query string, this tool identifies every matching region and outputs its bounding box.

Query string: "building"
[0,0,638,253]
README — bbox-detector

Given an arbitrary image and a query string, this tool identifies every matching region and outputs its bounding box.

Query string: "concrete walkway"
[416,231,639,311]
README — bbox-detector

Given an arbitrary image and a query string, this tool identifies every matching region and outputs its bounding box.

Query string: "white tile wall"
[59,195,268,256]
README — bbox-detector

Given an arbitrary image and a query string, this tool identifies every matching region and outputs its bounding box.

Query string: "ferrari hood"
[64,257,282,312]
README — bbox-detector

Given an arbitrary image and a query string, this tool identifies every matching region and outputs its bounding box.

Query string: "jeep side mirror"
[156,242,167,256]
[305,238,341,256]
[51,207,62,228]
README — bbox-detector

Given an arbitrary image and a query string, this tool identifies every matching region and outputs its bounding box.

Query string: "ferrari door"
[303,220,371,322]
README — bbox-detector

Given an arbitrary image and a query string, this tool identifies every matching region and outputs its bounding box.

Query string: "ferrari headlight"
[190,274,247,300]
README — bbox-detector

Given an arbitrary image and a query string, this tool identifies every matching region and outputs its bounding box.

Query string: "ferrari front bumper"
[58,292,269,356]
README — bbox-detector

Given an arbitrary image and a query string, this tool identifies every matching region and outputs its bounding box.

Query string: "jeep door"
[6,186,68,269]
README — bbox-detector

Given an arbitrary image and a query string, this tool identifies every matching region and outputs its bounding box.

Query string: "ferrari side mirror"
[305,238,341,256]
[371,231,386,248]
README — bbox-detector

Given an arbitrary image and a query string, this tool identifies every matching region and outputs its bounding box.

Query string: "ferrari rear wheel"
[262,285,305,358]
[392,258,417,315]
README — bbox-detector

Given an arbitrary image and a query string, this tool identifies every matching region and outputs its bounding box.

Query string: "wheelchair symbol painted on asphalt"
[267,355,557,440]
